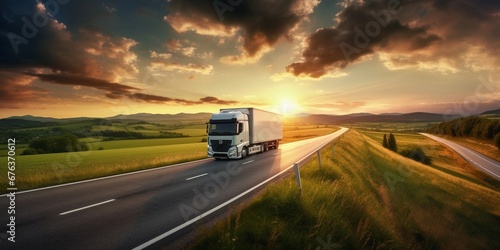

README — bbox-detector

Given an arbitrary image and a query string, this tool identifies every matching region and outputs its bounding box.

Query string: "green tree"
[27,134,86,154]
[495,133,500,150]
[382,134,388,149]
[388,133,398,152]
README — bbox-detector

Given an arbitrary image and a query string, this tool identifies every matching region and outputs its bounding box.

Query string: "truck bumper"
[208,145,240,159]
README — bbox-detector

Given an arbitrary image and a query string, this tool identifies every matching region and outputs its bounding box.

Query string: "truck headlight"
[228,146,237,158]
[207,145,213,157]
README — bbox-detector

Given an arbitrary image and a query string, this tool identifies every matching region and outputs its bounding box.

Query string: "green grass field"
[88,136,206,150]
[0,143,207,191]
[345,122,439,132]
[0,126,339,192]
[191,130,500,249]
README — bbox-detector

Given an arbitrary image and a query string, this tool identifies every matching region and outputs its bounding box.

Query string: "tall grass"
[191,130,500,249]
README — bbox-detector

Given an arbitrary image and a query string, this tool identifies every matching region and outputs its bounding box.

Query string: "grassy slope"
[191,130,500,249]
[361,131,499,186]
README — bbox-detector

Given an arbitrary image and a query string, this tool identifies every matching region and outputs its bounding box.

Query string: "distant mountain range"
[481,109,500,115]
[288,112,457,124]
[1,109,499,130]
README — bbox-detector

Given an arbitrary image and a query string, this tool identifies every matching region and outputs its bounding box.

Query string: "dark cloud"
[0,0,138,92]
[0,1,235,108]
[200,96,238,105]
[286,0,500,78]
[0,70,47,108]
[24,72,140,93]
[19,72,239,106]
[164,0,319,61]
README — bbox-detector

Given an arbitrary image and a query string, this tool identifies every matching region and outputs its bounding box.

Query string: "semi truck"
[207,108,283,159]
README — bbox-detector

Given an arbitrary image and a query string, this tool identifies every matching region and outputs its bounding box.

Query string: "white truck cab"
[207,108,283,159]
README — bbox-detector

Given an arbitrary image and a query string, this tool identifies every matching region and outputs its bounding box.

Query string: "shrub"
[400,147,432,165]
[201,137,208,142]
[22,148,38,155]
[495,133,500,150]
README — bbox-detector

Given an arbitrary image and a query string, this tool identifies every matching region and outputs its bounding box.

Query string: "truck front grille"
[210,140,232,152]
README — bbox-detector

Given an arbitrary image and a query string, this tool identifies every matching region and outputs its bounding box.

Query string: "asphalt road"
[421,133,500,180]
[0,128,348,250]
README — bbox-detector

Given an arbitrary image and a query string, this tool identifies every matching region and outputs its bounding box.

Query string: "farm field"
[345,122,438,132]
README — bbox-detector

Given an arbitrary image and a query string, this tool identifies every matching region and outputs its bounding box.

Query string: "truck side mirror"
[205,123,209,134]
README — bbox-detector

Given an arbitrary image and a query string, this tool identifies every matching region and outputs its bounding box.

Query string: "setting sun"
[279,98,301,116]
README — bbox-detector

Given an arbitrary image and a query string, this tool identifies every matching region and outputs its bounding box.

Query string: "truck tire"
[275,140,279,149]
[241,147,248,159]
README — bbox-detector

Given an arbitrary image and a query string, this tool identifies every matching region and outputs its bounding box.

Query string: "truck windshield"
[209,123,237,135]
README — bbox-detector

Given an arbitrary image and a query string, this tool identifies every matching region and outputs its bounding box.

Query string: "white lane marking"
[242,160,254,165]
[59,199,116,216]
[273,153,279,156]
[186,173,208,181]
[131,127,349,250]
[0,158,213,197]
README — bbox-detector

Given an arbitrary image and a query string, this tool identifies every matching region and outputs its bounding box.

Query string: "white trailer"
[207,108,283,159]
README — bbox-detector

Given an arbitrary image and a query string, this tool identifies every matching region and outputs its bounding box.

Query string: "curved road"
[421,133,500,180]
[0,128,348,250]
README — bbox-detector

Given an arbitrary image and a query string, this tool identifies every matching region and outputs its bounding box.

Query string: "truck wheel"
[275,140,279,149]
[241,147,248,159]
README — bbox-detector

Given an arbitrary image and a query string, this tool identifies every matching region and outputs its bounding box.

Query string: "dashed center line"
[186,173,208,181]
[60,199,116,216]
[242,160,254,165]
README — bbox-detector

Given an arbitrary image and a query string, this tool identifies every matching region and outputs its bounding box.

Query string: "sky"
[0,0,499,118]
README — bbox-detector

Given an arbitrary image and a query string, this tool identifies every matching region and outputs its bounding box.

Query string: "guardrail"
[292,133,340,192]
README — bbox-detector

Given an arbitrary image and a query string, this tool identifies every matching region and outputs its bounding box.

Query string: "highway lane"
[421,133,500,180]
[0,128,348,249]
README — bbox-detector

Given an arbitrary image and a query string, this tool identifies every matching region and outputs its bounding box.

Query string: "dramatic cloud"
[21,72,237,106]
[0,1,138,82]
[0,1,233,109]
[24,72,140,93]
[200,96,238,105]
[164,0,320,63]
[0,71,46,108]
[286,0,500,78]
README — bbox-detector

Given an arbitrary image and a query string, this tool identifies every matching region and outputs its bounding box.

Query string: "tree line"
[22,134,88,155]
[427,117,500,149]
